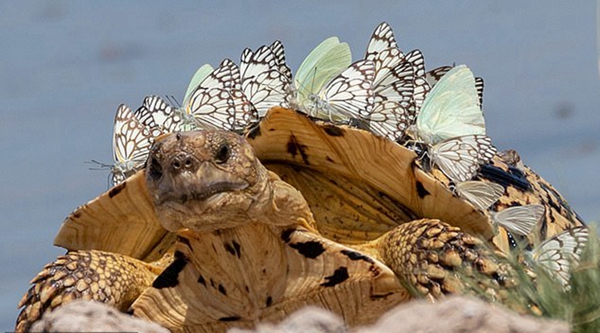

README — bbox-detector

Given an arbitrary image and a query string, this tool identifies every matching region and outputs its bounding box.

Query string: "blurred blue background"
[1,1,599,329]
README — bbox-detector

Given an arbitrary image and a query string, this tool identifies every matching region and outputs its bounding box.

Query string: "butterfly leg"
[15,250,167,332]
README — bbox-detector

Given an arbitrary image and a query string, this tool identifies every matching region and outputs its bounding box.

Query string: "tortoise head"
[146,130,273,233]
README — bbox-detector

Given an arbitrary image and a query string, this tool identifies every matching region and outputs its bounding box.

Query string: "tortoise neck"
[251,170,318,233]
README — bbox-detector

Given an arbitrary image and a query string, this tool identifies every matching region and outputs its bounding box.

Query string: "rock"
[29,300,168,333]
[358,296,569,333]
[29,297,569,333]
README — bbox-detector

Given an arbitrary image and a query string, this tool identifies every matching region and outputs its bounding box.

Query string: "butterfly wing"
[426,65,484,108]
[417,65,484,145]
[369,100,410,140]
[454,181,504,211]
[295,37,352,106]
[318,59,375,120]
[492,204,545,236]
[240,46,287,117]
[135,95,181,133]
[365,22,399,61]
[430,138,480,182]
[533,226,589,286]
[112,104,153,185]
[455,134,496,163]
[183,64,214,103]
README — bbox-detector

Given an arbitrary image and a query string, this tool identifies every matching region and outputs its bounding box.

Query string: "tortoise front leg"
[16,250,160,332]
[368,219,513,301]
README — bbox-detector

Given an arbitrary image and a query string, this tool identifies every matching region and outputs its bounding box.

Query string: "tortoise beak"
[153,157,250,206]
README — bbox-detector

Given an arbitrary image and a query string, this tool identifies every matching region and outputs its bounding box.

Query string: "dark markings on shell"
[289,241,325,259]
[219,316,241,322]
[286,133,310,165]
[341,249,375,264]
[370,292,395,300]
[321,267,349,287]
[507,165,525,180]
[246,125,261,139]
[326,156,334,163]
[177,236,192,250]
[479,164,530,192]
[416,181,430,198]
[266,296,273,307]
[72,210,81,218]
[281,228,295,243]
[322,124,345,137]
[224,243,236,256]
[218,284,227,296]
[232,240,241,258]
[152,251,187,289]
[108,181,126,198]
[197,275,206,286]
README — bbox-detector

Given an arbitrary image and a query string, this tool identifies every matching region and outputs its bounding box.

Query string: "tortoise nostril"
[173,160,182,169]
[170,153,198,173]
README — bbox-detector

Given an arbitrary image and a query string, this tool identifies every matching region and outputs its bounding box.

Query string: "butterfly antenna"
[85,159,112,170]
[165,95,181,108]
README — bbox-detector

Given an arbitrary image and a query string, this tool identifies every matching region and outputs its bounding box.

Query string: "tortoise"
[16,106,586,332]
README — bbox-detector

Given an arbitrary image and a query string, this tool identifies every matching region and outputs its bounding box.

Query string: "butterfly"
[240,42,290,117]
[491,204,545,236]
[183,64,214,104]
[183,59,258,132]
[291,36,352,112]
[135,95,182,134]
[453,181,504,211]
[412,65,485,146]
[303,59,376,122]
[111,104,155,186]
[531,226,589,287]
[365,22,399,61]
[425,65,484,108]
[269,40,293,89]
[429,134,496,182]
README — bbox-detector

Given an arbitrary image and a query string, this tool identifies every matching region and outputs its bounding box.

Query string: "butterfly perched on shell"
[292,36,369,121]
[183,59,259,132]
[111,104,155,186]
[425,65,484,108]
[363,22,423,140]
[491,204,545,236]
[428,134,496,183]
[453,180,504,211]
[240,41,291,117]
[531,226,589,287]
[134,95,182,134]
[411,65,485,146]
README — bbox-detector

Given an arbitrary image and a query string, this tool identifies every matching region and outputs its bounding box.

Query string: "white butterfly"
[453,181,504,211]
[365,22,399,61]
[240,43,289,117]
[183,59,258,132]
[425,65,484,108]
[291,37,352,111]
[269,40,292,88]
[491,204,545,236]
[413,65,485,146]
[531,226,589,287]
[303,59,376,122]
[111,104,154,186]
[429,134,496,182]
[135,95,182,134]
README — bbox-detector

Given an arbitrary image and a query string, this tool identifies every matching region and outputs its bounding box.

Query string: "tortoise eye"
[215,143,230,164]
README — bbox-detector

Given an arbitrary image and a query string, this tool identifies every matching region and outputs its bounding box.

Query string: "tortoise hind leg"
[368,219,512,301]
[16,250,160,332]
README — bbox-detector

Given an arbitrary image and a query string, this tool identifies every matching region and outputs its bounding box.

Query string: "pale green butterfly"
[413,65,485,146]
[183,64,214,103]
[290,37,352,116]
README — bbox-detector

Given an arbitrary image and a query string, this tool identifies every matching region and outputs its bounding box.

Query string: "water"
[1,1,599,329]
